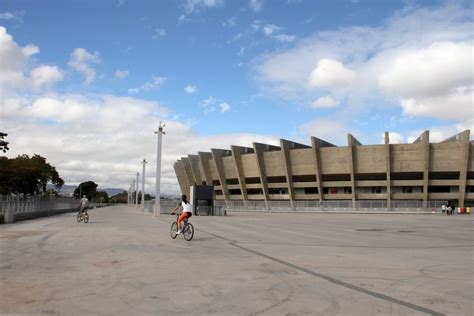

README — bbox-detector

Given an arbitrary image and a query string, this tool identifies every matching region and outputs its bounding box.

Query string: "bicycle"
[77,209,89,223]
[170,213,194,241]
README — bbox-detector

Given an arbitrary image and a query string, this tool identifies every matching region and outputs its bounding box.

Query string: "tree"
[94,191,109,203]
[0,154,64,195]
[0,132,9,153]
[110,191,128,203]
[73,181,98,199]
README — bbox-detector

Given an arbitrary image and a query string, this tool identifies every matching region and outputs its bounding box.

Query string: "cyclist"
[170,194,193,235]
[79,195,89,215]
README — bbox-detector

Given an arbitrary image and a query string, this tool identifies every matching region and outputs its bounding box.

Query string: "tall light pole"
[141,158,147,211]
[135,172,139,207]
[154,122,165,217]
[131,180,135,204]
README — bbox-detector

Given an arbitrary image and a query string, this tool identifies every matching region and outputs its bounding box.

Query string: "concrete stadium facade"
[174,130,474,210]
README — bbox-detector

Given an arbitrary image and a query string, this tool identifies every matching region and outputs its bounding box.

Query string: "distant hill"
[101,188,126,196]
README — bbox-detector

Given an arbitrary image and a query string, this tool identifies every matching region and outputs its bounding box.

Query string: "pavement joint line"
[198,228,445,316]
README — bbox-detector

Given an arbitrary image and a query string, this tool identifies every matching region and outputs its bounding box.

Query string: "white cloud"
[380,132,403,144]
[219,102,230,113]
[0,26,64,93]
[128,76,167,94]
[0,11,23,21]
[254,3,473,127]
[68,48,101,84]
[114,69,129,79]
[152,28,166,40]
[184,0,223,14]
[309,59,355,88]
[223,16,237,27]
[184,85,197,94]
[31,65,64,89]
[251,21,296,43]
[299,118,351,145]
[250,0,264,12]
[199,96,217,113]
[311,96,339,109]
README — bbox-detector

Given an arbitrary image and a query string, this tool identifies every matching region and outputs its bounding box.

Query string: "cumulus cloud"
[311,96,339,109]
[250,0,264,12]
[68,48,101,84]
[380,132,403,144]
[114,69,129,79]
[152,28,166,39]
[199,96,217,113]
[128,76,167,94]
[254,3,473,128]
[309,59,355,88]
[219,102,230,113]
[184,0,223,14]
[31,65,64,89]
[0,26,63,93]
[184,84,197,94]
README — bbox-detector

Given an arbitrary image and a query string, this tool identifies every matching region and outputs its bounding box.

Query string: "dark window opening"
[304,187,318,194]
[226,178,239,185]
[267,176,287,183]
[215,190,223,195]
[269,188,287,194]
[371,187,382,193]
[428,186,450,193]
[343,187,352,194]
[467,186,474,193]
[247,188,263,195]
[245,177,261,184]
[468,172,474,180]
[323,187,329,194]
[402,186,413,193]
[322,174,351,181]
[293,175,316,182]
[212,180,221,186]
[429,172,460,180]
[391,172,423,180]
[355,173,386,181]
[229,189,242,195]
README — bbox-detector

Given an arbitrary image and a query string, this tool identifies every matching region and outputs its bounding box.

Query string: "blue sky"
[0,0,472,193]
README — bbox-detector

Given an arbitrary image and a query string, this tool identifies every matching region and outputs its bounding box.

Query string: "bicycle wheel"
[170,222,178,239]
[84,213,89,223]
[77,212,82,222]
[183,223,194,241]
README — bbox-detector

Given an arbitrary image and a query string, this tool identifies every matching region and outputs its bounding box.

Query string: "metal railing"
[215,199,447,213]
[142,200,226,216]
[0,195,79,222]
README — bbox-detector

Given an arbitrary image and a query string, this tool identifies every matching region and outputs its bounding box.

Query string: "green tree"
[0,154,64,195]
[110,191,128,203]
[93,191,109,204]
[73,181,98,199]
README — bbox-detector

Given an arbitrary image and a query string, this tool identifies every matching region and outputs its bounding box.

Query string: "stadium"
[174,130,473,211]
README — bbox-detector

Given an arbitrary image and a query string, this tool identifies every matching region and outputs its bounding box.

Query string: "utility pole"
[154,122,165,217]
[141,158,147,211]
[135,172,139,207]
[131,180,135,204]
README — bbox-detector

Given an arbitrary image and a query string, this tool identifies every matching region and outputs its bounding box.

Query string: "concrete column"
[135,172,139,207]
[311,137,324,203]
[177,160,191,198]
[211,149,231,206]
[141,159,147,211]
[280,139,295,209]
[384,132,392,210]
[198,152,213,186]
[458,130,470,207]
[173,162,187,195]
[188,155,203,185]
[347,134,358,209]
[253,143,270,210]
[231,146,249,206]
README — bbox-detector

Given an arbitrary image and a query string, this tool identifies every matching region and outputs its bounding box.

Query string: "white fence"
[0,195,79,223]
[215,200,447,213]
[141,199,226,216]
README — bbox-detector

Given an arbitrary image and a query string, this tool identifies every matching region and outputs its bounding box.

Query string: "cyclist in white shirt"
[79,195,89,214]
[170,194,193,235]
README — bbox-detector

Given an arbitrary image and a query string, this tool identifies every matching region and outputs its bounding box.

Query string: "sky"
[0,0,473,194]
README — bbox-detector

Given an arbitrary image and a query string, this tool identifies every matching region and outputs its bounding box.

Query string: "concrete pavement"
[0,205,472,315]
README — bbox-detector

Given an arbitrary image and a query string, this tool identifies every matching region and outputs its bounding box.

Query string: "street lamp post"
[141,158,147,211]
[154,122,165,217]
[135,172,139,207]
[131,180,135,204]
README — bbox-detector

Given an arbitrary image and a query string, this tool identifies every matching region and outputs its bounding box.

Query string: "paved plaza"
[0,205,472,315]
